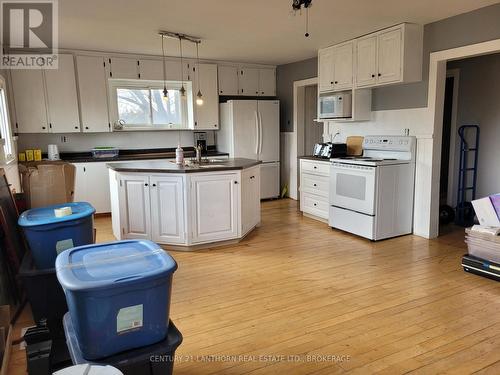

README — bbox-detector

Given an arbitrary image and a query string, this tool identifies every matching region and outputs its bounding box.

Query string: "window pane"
[151,89,182,125]
[0,89,13,159]
[117,88,151,125]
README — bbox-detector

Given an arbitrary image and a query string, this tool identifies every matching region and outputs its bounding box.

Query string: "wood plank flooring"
[8,199,500,374]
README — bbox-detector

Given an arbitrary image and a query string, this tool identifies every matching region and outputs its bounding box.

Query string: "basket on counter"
[91,147,119,159]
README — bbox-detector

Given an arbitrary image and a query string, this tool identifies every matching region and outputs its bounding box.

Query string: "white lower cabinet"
[73,162,112,214]
[190,173,240,244]
[111,168,260,247]
[150,176,186,244]
[299,159,331,221]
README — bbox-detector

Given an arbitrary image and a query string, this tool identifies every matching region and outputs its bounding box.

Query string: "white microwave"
[318,92,352,119]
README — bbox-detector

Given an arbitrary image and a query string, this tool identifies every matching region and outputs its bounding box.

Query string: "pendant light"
[195,42,203,106]
[179,37,186,97]
[161,35,168,101]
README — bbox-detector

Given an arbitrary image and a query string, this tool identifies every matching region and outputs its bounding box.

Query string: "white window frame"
[108,79,194,131]
[0,75,14,164]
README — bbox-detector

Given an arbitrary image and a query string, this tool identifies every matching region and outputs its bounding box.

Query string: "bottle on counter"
[176,144,184,165]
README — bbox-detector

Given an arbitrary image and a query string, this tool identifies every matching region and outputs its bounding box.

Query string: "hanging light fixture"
[160,34,168,101]
[178,37,186,97]
[195,41,203,106]
[291,0,312,37]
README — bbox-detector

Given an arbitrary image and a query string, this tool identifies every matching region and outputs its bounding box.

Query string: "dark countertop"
[20,147,229,165]
[299,155,332,162]
[107,158,261,173]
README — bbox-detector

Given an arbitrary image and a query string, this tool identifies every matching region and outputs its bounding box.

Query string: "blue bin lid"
[18,202,96,227]
[56,240,177,291]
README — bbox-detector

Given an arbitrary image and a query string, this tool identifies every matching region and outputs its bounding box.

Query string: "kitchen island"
[108,158,261,250]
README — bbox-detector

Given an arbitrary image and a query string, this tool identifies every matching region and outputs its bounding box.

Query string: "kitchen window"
[109,79,193,130]
[0,77,13,163]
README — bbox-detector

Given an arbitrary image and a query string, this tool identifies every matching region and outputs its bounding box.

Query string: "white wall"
[16,130,216,153]
[447,53,500,198]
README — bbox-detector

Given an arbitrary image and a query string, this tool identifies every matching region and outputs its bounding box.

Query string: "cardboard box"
[472,196,500,227]
[19,163,75,209]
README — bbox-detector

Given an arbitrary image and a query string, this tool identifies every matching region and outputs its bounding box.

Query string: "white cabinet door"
[10,69,48,133]
[239,67,259,96]
[138,59,163,80]
[108,57,139,79]
[241,167,260,236]
[355,36,377,87]
[377,28,402,84]
[258,68,276,96]
[218,65,238,95]
[164,60,191,81]
[193,63,219,130]
[333,42,353,90]
[318,47,335,92]
[190,173,240,243]
[76,55,110,133]
[119,174,151,240]
[72,162,111,213]
[44,54,80,133]
[150,175,185,244]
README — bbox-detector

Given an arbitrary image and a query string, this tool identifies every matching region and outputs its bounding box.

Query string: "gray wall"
[277,2,500,118]
[447,54,500,198]
[276,57,317,132]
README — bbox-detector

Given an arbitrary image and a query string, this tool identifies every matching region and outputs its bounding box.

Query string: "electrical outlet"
[60,136,68,143]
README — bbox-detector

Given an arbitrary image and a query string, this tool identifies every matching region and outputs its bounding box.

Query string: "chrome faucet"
[195,145,202,163]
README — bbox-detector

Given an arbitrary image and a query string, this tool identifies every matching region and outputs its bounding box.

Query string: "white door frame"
[288,77,318,200]
[445,69,460,208]
[422,38,500,238]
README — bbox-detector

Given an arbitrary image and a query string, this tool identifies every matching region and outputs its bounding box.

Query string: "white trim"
[423,38,500,238]
[445,69,460,208]
[288,77,318,200]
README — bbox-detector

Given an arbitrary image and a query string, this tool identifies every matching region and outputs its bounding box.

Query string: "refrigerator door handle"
[254,110,259,156]
[258,111,263,156]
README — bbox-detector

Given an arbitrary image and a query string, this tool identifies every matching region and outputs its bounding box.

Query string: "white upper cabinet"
[76,55,110,133]
[355,36,377,87]
[108,57,139,79]
[318,43,353,93]
[377,28,402,84]
[333,42,353,90]
[319,23,422,91]
[44,54,81,133]
[10,68,48,133]
[193,63,219,130]
[318,47,335,92]
[138,59,163,80]
[218,65,238,95]
[258,68,276,96]
[239,67,260,96]
[140,59,191,82]
[354,23,423,88]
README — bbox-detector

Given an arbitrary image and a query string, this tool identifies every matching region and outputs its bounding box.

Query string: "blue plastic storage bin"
[18,202,95,269]
[56,240,178,360]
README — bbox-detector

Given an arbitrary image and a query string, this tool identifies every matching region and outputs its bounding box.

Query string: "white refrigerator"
[218,100,280,199]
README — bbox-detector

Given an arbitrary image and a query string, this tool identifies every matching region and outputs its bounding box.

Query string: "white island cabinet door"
[190,173,240,244]
[150,175,186,244]
[118,174,151,240]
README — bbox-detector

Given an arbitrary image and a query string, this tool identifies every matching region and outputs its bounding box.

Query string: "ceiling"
[58,0,500,65]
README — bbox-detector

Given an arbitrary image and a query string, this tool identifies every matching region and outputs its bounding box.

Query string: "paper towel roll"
[54,206,73,218]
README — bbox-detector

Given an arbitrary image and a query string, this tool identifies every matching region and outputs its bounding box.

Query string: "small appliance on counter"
[312,142,347,159]
[48,145,60,161]
[193,131,208,156]
[91,147,119,159]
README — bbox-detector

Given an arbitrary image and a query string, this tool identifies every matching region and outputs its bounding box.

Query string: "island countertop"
[106,158,261,173]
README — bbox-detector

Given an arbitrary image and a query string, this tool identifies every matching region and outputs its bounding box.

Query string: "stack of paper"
[465,226,500,264]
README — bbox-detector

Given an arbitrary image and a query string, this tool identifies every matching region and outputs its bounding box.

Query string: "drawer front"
[301,174,329,197]
[301,192,329,219]
[301,160,330,176]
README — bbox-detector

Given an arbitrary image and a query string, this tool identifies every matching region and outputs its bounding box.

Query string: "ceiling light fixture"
[160,35,168,101]
[195,42,203,106]
[291,0,312,37]
[178,37,186,97]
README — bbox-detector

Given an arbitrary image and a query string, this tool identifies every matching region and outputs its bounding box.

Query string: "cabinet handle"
[144,183,149,187]
[214,124,217,127]
[85,126,89,130]
[220,90,223,94]
[234,181,239,184]
[250,176,255,179]
[49,123,52,129]
[256,91,259,94]
[313,166,317,169]
[330,81,334,85]
[42,126,46,130]
[371,74,375,78]
[261,91,265,95]
[152,183,157,187]
[378,73,381,77]
[313,203,317,206]
[313,183,317,186]
[334,81,338,84]
[74,126,78,129]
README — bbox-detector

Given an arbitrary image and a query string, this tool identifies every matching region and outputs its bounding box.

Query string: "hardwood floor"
[9,199,500,374]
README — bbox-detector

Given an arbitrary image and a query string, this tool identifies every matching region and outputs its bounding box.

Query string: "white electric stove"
[329,136,416,240]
